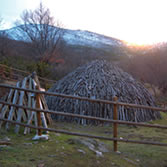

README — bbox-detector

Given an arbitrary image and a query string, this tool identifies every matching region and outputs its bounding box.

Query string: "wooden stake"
[32,72,52,125]
[36,86,42,136]
[39,99,48,130]
[113,96,118,152]
[40,94,52,125]
[27,77,33,119]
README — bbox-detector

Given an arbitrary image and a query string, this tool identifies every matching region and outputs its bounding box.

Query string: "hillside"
[1,25,167,89]
[0,25,129,80]
[0,25,128,62]
[2,25,126,56]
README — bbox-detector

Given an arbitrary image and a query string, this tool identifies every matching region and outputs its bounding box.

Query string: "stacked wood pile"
[46,60,161,124]
[0,72,52,134]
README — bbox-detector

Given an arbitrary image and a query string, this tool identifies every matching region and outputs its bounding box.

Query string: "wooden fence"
[0,64,56,85]
[0,84,167,151]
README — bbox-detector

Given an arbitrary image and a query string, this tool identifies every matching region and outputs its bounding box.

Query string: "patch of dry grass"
[0,113,167,167]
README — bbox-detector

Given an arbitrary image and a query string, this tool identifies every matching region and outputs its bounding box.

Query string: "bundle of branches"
[46,60,161,124]
[0,72,52,134]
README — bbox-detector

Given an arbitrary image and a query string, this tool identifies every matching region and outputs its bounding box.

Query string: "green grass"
[0,113,167,167]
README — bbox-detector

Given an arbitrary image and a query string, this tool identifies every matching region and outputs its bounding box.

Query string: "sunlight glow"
[1,0,167,45]
[41,0,167,45]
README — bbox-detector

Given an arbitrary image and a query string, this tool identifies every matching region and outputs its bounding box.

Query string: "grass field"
[0,113,167,167]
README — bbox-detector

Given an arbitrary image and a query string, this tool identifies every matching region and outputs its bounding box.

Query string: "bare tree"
[15,2,64,62]
[120,48,167,95]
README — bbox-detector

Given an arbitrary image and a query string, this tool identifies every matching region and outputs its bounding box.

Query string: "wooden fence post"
[36,86,42,136]
[113,96,118,152]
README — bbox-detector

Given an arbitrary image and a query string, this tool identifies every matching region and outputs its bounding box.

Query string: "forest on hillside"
[0,3,167,101]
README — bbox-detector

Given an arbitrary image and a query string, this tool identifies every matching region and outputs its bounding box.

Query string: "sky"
[0,0,167,45]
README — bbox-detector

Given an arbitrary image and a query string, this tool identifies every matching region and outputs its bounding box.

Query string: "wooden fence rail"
[0,84,167,112]
[0,100,167,129]
[0,84,167,152]
[1,118,167,147]
[0,64,56,84]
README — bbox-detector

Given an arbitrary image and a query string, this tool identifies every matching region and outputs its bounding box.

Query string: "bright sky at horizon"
[0,0,167,45]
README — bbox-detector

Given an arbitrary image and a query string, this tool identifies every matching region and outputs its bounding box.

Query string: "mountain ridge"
[0,24,127,57]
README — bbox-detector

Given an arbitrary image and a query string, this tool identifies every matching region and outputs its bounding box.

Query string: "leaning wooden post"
[36,85,42,136]
[113,96,118,152]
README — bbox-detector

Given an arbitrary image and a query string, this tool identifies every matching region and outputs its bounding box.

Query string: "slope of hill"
[0,25,130,80]
[0,25,127,58]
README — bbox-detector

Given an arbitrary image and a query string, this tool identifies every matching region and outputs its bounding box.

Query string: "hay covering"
[46,60,161,124]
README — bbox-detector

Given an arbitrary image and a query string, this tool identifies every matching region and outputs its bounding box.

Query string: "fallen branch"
[0,141,12,145]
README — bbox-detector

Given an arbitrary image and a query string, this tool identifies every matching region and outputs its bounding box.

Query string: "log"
[0,141,12,145]
[15,77,27,133]
[0,89,14,128]
[5,82,20,130]
[24,98,36,135]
